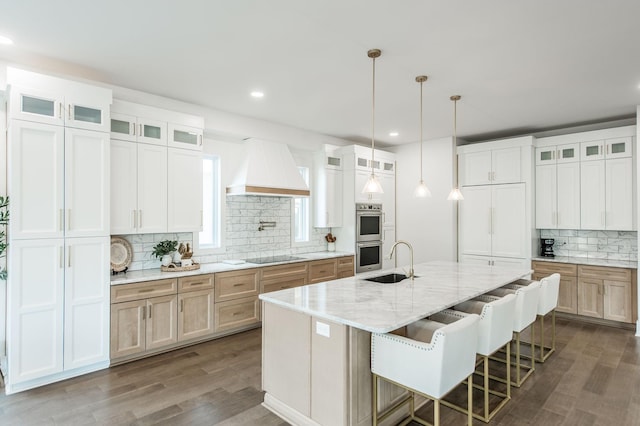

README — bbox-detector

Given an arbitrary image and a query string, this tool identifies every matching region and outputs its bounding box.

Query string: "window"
[199,155,221,248]
[294,166,310,242]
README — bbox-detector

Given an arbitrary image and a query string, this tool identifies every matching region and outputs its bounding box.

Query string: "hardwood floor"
[0,318,639,425]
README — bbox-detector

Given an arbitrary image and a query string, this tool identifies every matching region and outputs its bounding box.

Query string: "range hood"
[226,138,310,197]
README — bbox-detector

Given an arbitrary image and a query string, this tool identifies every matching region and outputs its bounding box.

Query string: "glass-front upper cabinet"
[9,86,65,126]
[580,140,605,161]
[535,146,556,165]
[65,100,109,132]
[168,123,203,151]
[111,113,167,146]
[110,112,137,142]
[605,137,632,159]
[137,118,167,146]
[556,143,579,163]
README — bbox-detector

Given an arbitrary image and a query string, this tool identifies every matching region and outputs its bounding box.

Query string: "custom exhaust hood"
[226,138,310,197]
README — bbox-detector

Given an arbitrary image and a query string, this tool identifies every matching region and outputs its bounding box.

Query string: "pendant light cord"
[371,55,376,175]
[419,79,423,181]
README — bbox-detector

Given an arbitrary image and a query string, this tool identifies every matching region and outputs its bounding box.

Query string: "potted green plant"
[151,240,177,266]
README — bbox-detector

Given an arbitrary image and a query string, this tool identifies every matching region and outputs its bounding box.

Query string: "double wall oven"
[355,203,383,273]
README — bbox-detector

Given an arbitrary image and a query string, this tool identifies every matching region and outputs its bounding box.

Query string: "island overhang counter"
[259,260,533,426]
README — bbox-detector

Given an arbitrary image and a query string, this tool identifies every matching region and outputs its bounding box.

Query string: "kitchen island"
[259,261,532,426]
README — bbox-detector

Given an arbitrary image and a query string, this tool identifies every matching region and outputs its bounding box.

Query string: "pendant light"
[362,49,384,195]
[413,75,431,198]
[447,95,464,201]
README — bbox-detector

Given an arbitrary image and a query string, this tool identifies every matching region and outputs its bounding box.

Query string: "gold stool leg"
[483,355,489,420]
[540,314,545,361]
[372,373,378,426]
[468,374,473,426]
[515,331,521,386]
[506,342,511,398]
[434,399,440,426]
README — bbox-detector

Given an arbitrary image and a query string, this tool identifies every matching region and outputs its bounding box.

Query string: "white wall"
[392,137,457,265]
[637,105,640,336]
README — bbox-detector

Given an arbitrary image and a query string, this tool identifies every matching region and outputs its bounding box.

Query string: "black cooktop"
[244,255,304,264]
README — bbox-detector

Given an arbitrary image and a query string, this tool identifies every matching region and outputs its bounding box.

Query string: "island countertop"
[259,260,532,333]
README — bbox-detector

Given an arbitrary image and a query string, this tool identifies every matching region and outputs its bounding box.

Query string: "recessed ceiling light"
[250,91,264,98]
[0,35,14,45]
[389,132,399,137]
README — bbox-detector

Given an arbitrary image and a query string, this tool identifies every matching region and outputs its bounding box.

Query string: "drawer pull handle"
[190,282,205,286]
[232,312,242,316]
[138,288,154,293]
[233,283,244,287]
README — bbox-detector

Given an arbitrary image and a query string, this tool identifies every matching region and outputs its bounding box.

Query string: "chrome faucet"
[388,240,414,279]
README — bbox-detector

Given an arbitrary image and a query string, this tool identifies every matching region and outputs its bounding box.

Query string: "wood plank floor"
[0,318,639,425]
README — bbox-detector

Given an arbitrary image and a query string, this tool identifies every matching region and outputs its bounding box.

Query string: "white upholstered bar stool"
[371,314,479,426]
[429,293,517,422]
[505,273,561,363]
[485,280,541,387]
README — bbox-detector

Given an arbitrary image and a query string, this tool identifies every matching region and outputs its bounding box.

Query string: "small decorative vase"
[172,251,182,263]
[161,254,172,266]
[327,242,336,252]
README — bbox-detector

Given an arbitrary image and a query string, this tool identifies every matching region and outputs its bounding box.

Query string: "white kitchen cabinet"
[110,111,167,146]
[382,226,396,270]
[63,237,110,370]
[535,143,579,165]
[314,151,343,228]
[460,146,521,186]
[9,84,109,132]
[168,123,203,151]
[605,158,634,230]
[9,121,65,240]
[137,143,168,233]
[581,157,633,230]
[9,123,109,239]
[64,128,110,237]
[461,254,530,268]
[355,169,382,203]
[580,138,632,162]
[379,163,396,228]
[110,140,138,234]
[8,239,65,385]
[460,183,526,260]
[8,236,109,386]
[168,148,203,232]
[535,161,580,229]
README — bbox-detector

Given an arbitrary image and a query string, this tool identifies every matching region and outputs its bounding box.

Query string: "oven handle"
[357,241,383,249]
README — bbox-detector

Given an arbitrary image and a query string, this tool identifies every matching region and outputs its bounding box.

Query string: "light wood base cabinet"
[309,258,338,284]
[532,261,578,314]
[533,261,636,324]
[178,275,214,341]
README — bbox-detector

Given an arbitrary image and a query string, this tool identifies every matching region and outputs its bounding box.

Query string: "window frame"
[291,154,314,247]
[194,153,223,254]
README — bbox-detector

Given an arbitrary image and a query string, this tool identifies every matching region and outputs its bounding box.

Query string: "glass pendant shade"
[447,187,464,201]
[414,180,431,198]
[362,173,384,194]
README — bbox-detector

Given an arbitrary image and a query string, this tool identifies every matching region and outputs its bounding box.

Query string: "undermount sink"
[364,273,417,284]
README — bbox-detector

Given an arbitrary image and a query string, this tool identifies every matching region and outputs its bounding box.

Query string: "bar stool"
[506,273,560,362]
[485,280,541,387]
[371,314,479,426]
[429,293,516,422]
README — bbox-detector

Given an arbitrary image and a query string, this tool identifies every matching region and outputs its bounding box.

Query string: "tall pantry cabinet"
[457,136,534,267]
[5,68,112,394]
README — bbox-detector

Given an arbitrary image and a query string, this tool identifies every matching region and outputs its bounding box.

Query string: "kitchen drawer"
[111,279,177,303]
[214,296,260,332]
[308,259,338,284]
[261,274,307,294]
[178,274,214,292]
[215,269,259,302]
[337,256,354,278]
[578,265,631,282]
[531,261,577,277]
[261,262,308,281]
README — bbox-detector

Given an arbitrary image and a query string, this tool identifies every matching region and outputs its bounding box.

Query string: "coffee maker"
[540,238,555,257]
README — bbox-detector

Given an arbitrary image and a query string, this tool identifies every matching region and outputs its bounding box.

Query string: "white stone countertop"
[110,251,354,285]
[531,256,637,269]
[259,260,532,334]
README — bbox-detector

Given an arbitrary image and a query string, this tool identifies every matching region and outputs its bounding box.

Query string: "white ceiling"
[1,0,639,145]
